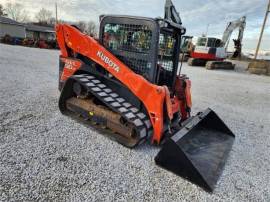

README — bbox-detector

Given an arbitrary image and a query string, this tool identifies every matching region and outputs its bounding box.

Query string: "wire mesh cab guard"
[99,15,184,90]
[99,15,159,83]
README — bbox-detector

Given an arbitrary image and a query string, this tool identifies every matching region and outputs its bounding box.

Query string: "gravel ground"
[0,43,270,201]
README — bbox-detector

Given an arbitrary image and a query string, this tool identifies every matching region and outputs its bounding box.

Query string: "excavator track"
[205,61,235,70]
[59,74,152,148]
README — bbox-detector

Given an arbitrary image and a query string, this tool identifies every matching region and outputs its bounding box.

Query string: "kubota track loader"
[56,0,235,192]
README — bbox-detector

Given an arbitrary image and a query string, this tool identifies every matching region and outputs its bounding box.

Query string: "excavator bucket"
[155,108,235,192]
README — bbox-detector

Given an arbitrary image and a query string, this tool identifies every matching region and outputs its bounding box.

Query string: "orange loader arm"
[56,24,170,144]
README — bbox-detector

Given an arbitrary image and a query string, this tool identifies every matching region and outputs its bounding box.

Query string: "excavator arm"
[221,16,246,50]
[56,24,170,144]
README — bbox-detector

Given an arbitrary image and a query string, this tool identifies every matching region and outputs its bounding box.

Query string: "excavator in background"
[188,16,246,69]
[180,35,194,62]
[56,0,235,192]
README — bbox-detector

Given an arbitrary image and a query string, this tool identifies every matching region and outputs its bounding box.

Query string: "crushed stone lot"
[0,43,270,201]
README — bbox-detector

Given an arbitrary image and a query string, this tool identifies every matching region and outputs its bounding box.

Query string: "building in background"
[25,24,55,41]
[0,16,56,48]
[0,16,26,38]
[0,16,55,41]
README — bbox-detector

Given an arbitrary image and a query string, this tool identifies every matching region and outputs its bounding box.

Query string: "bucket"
[155,108,235,192]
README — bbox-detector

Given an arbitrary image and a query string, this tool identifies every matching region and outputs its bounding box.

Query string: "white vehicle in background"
[188,16,246,69]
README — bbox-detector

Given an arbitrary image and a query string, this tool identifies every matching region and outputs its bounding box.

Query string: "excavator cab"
[196,37,222,48]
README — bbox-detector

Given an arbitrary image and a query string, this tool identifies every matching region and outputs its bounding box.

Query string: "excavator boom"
[222,16,246,49]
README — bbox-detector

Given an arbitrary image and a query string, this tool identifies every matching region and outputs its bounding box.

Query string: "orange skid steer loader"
[56,0,235,192]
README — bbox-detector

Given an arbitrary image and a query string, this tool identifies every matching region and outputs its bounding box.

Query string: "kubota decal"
[97,51,120,73]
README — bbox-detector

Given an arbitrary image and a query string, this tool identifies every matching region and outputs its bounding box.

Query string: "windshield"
[196,37,207,46]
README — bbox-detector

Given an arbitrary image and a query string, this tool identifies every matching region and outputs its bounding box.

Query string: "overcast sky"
[1,0,269,52]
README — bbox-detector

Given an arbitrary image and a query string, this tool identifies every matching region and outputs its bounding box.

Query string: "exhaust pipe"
[155,108,235,192]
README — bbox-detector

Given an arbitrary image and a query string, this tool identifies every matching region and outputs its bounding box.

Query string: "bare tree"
[86,21,97,36]
[5,3,29,22]
[35,8,53,25]
[0,4,7,16]
[76,21,87,32]
[48,17,56,26]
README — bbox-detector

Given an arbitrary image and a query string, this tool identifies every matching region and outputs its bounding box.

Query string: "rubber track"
[71,74,153,145]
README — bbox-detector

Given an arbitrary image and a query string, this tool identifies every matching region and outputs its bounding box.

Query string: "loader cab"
[99,15,185,91]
